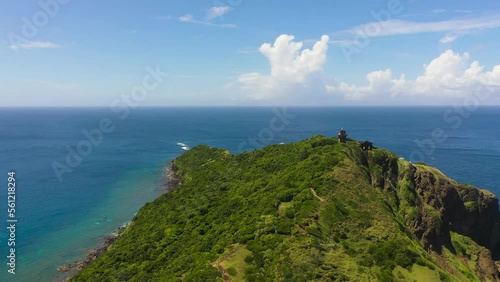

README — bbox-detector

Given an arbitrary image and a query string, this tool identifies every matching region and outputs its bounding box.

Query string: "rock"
[365,152,500,280]
[412,168,500,255]
[163,161,182,191]
[57,264,71,272]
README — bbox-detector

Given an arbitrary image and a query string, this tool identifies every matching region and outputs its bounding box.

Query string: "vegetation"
[72,136,499,281]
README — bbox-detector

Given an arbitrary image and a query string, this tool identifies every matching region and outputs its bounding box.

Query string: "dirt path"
[310,188,325,202]
[213,245,243,282]
[216,262,229,282]
[294,223,307,235]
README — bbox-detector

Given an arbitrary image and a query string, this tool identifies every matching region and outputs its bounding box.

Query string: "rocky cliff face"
[363,149,500,280]
[413,168,500,253]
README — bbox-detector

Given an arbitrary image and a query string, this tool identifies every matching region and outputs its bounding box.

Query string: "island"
[70,135,500,281]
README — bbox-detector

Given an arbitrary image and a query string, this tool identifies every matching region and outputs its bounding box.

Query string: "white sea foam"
[177,142,190,150]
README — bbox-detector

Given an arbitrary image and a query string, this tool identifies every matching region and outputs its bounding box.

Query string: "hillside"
[71,136,500,281]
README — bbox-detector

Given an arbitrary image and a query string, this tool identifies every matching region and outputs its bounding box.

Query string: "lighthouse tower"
[338,128,347,143]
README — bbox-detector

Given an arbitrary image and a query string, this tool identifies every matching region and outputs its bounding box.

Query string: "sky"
[1,0,500,106]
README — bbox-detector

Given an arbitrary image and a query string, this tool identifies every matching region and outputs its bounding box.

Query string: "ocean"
[0,107,499,281]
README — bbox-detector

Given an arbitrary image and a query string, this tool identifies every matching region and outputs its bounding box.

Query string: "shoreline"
[57,160,181,281]
[57,223,129,281]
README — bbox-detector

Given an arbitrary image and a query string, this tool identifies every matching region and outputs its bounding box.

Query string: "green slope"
[72,136,500,281]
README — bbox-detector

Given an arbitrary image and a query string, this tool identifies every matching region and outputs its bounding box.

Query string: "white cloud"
[206,6,231,20]
[432,9,473,14]
[326,69,402,100]
[179,14,194,23]
[178,6,236,28]
[9,41,61,50]
[439,34,458,44]
[438,29,475,44]
[230,36,500,104]
[338,14,500,44]
[348,17,500,37]
[229,34,329,101]
[326,50,500,100]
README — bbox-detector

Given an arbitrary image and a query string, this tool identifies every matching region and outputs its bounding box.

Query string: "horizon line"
[2,105,500,108]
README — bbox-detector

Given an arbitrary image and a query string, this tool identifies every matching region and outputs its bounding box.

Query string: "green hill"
[71,136,500,281]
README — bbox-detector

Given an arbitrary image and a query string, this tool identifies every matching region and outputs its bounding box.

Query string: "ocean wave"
[177,142,190,150]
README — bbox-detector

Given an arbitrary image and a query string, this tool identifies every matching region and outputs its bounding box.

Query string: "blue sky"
[1,0,500,106]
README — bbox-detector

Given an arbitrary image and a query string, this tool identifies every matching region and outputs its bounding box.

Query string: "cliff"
[71,136,500,281]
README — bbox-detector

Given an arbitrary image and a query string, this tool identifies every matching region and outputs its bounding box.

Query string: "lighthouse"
[338,129,347,143]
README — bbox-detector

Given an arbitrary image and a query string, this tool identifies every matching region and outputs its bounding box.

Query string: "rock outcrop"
[363,149,500,280]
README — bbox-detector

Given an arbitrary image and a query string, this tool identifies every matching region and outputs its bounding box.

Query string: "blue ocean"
[0,107,499,281]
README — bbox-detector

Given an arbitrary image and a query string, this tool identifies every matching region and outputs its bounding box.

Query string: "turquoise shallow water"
[0,107,499,281]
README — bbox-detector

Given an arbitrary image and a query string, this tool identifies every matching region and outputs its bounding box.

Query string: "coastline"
[57,160,181,281]
[57,223,129,281]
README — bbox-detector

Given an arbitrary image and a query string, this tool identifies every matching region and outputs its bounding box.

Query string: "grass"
[441,246,479,281]
[393,264,443,282]
[414,164,458,185]
[217,244,252,282]
[278,202,294,216]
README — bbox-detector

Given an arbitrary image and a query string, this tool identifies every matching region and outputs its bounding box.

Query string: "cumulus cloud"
[230,35,499,104]
[9,41,61,50]
[326,50,500,100]
[230,34,329,101]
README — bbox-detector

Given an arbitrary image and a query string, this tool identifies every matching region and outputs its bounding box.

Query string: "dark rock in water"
[57,264,71,272]
[57,224,127,279]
